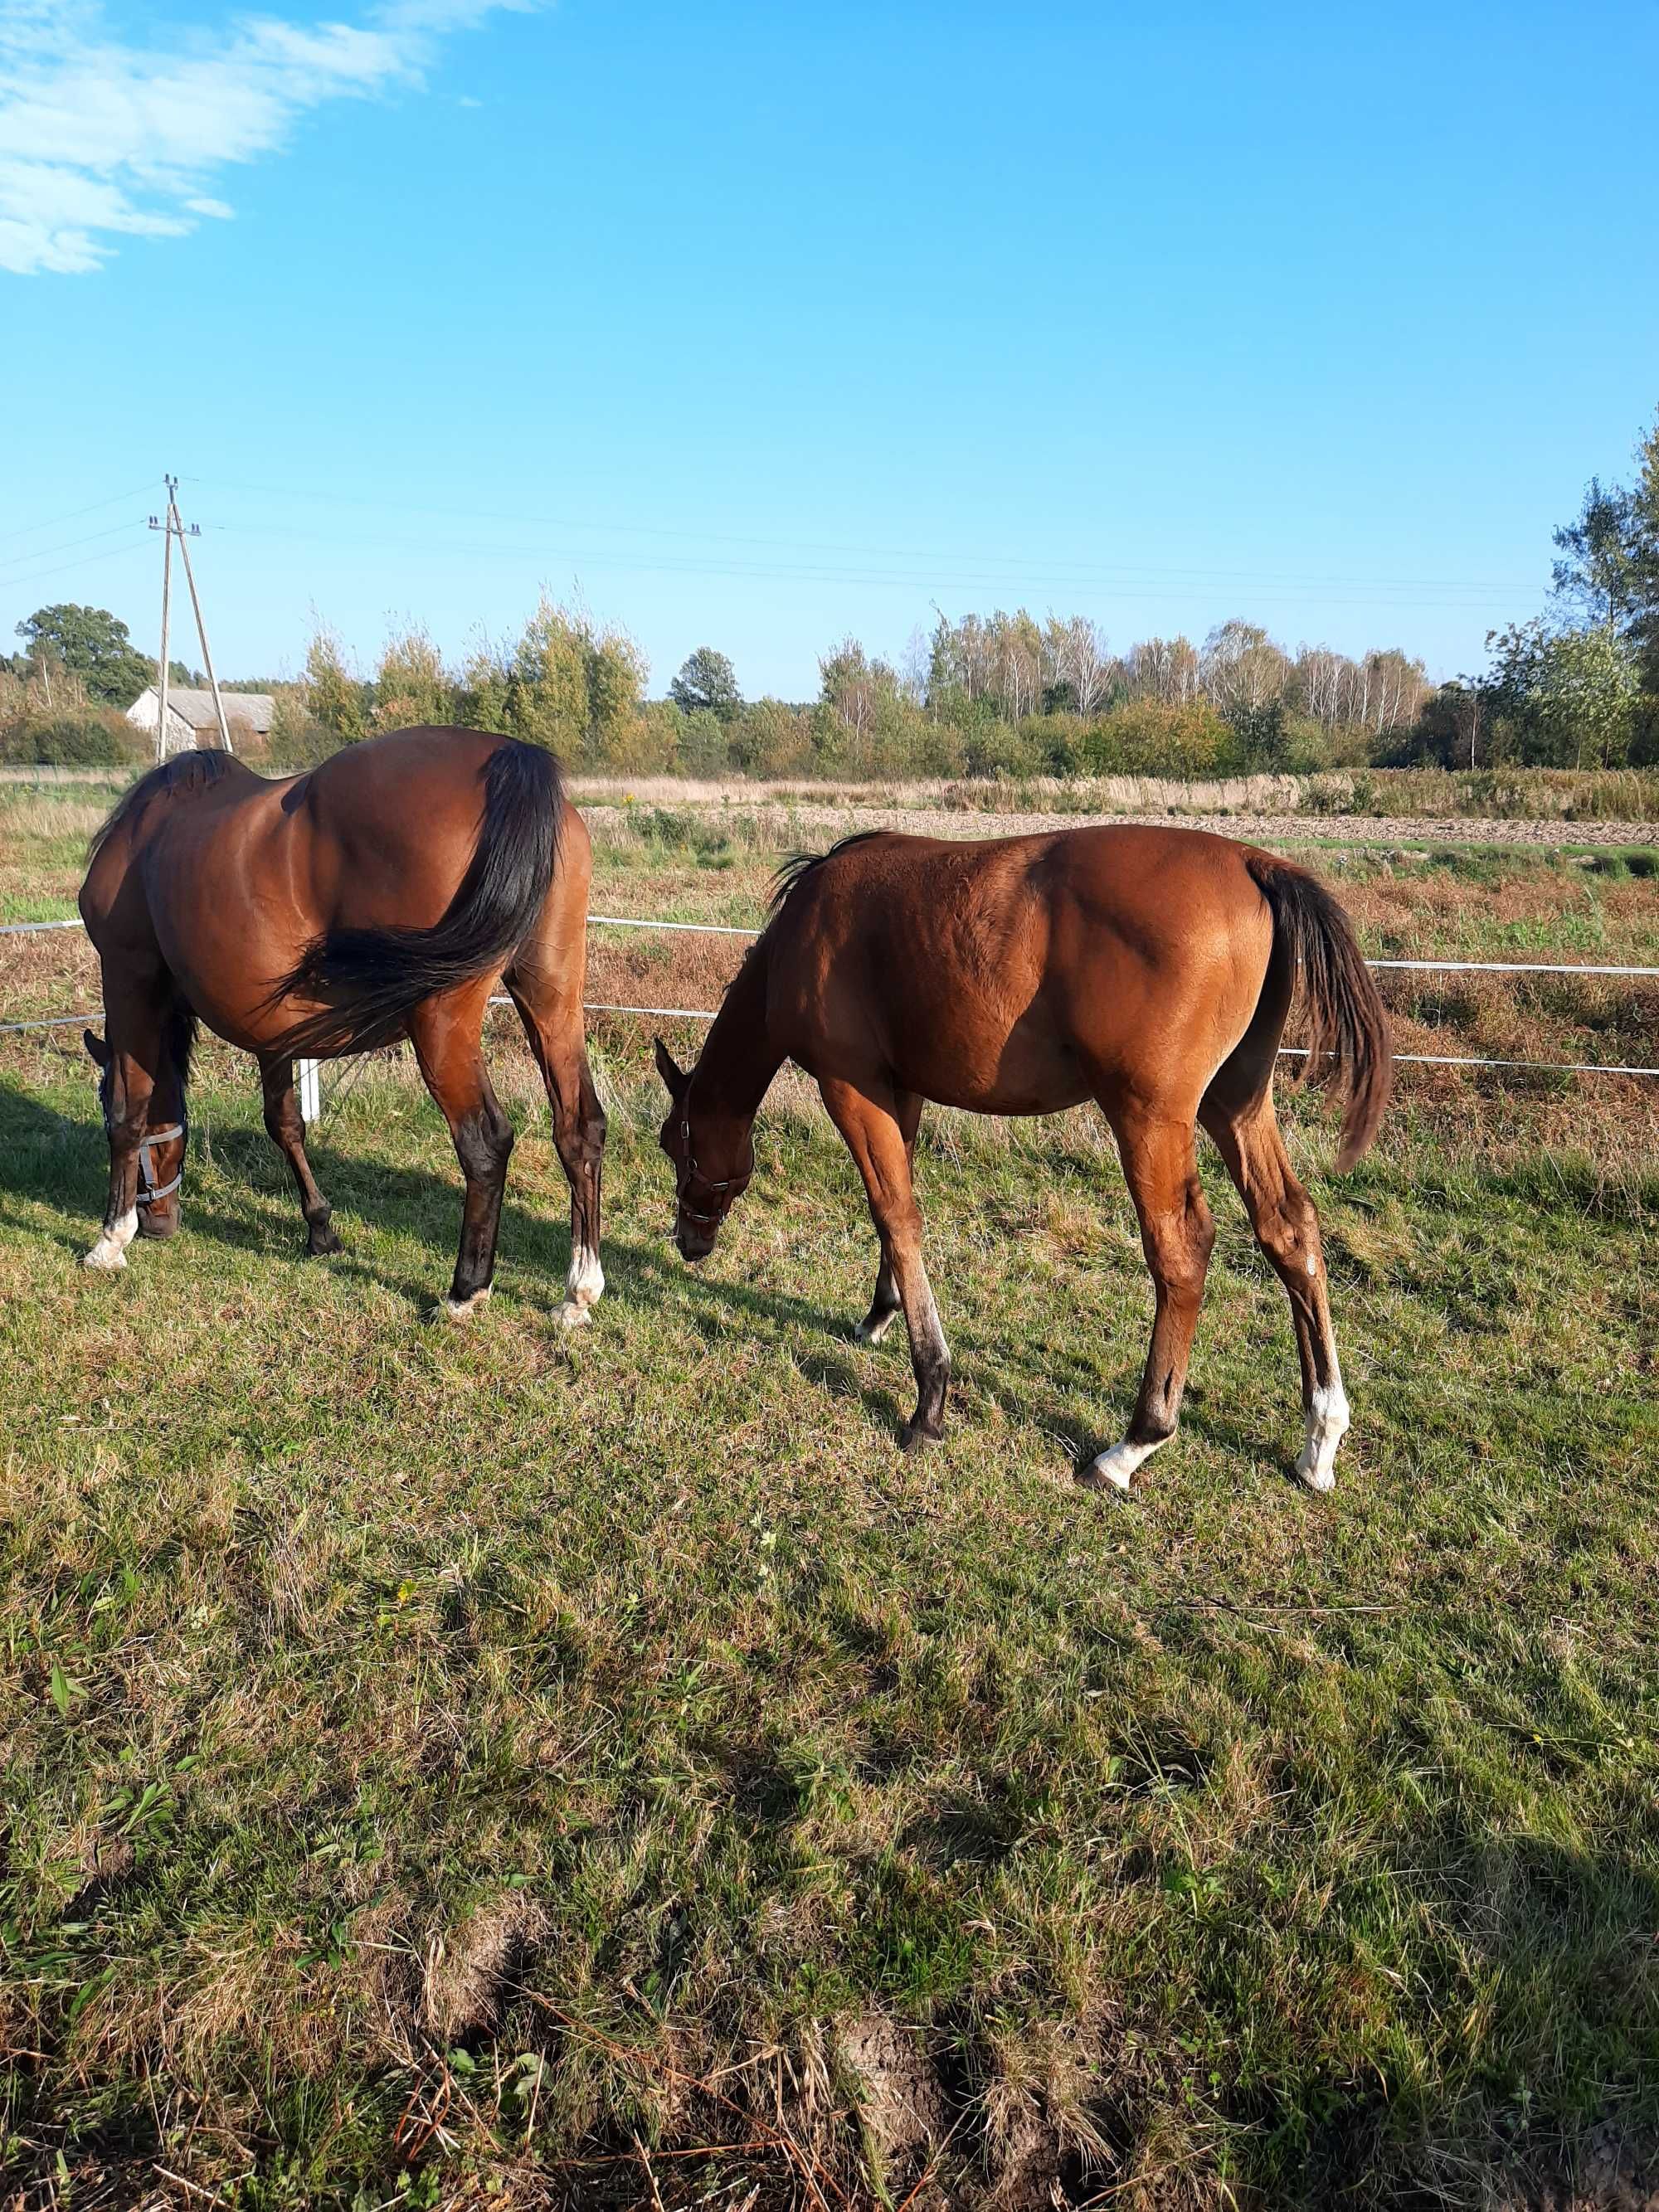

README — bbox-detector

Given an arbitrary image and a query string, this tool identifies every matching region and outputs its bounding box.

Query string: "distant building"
[126,686,275,750]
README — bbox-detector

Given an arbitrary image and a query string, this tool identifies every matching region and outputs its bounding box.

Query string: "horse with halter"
[655,825,1391,1493]
[78,726,606,1326]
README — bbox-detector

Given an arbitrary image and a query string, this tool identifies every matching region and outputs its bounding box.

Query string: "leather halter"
[675,1112,752,1228]
[136,1120,186,1208]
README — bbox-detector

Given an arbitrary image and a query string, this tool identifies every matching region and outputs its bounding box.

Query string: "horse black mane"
[767,830,890,915]
[86,748,240,865]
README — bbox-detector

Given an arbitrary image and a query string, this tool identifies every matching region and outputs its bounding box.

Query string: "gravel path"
[584,800,1658,850]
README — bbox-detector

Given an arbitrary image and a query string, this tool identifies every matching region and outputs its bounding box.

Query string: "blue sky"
[2,0,1657,698]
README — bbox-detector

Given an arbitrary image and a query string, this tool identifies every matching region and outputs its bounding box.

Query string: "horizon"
[5,1,1657,698]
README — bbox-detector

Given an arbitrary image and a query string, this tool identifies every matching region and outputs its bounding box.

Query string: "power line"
[0,518,153,576]
[0,532,151,596]
[187,474,1539,600]
[0,481,155,549]
[203,518,1521,612]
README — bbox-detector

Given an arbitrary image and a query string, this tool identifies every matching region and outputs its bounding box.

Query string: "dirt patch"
[1516,2122,1659,2210]
[837,2013,950,2168]
[421,1892,547,2041]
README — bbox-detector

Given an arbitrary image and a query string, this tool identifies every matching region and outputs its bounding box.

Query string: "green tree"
[669,648,742,722]
[1627,410,1659,701]
[370,624,455,731]
[1484,618,1638,766]
[507,596,647,763]
[1551,478,1642,634]
[508,598,591,753]
[15,604,153,705]
[304,624,367,742]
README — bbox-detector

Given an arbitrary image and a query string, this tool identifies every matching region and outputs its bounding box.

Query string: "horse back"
[765,825,1279,1115]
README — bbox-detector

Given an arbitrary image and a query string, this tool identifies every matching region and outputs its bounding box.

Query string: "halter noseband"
[676,1112,752,1228]
[136,1121,186,1208]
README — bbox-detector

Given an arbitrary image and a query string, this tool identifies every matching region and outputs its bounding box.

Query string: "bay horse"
[654,827,1391,1492]
[77,727,606,1326]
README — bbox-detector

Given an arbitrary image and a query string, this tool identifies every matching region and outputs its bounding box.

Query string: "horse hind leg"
[260,1055,342,1257]
[1083,1107,1215,1491]
[504,965,606,1328]
[407,982,514,1323]
[854,1089,922,1344]
[1199,1089,1350,1493]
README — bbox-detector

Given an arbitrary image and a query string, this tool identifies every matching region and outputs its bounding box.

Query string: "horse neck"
[690,941,782,1136]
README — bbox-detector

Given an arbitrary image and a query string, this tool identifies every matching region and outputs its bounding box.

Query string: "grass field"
[2,781,1657,2210]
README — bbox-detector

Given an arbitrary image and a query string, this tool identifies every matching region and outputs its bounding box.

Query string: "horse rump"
[270,739,562,1057]
[1245,854,1393,1169]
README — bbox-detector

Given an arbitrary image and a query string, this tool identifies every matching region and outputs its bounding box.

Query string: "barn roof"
[130,686,275,732]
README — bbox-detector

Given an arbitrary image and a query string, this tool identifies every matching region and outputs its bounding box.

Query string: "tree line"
[6,406,1657,776]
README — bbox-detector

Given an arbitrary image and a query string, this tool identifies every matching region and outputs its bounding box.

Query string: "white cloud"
[0,0,528,274]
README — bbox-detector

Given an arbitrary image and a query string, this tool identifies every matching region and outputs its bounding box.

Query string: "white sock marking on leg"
[1082,1432,1170,1492]
[83,1208,139,1271]
[1296,1374,1350,1493]
[559,1245,604,1326]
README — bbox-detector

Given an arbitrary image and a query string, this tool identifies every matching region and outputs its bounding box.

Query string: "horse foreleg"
[853,1088,922,1344]
[820,1077,950,1449]
[504,972,606,1328]
[259,1055,342,1257]
[1084,1108,1215,1492]
[84,1000,161,1271]
[1200,1094,1350,1492]
[407,984,513,1322]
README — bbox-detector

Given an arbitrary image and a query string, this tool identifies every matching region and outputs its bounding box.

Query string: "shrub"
[1016,713,1087,776]
[1078,699,1241,776]
[730,698,814,775]
[0,708,145,766]
[962,717,1043,779]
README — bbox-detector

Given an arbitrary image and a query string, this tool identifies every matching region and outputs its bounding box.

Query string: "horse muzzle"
[673,1217,717,1264]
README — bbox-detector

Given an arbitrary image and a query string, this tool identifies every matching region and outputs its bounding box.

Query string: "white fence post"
[299,1057,321,1123]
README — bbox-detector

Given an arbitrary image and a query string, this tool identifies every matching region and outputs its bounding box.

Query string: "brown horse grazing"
[77,727,606,1326]
[655,826,1391,1493]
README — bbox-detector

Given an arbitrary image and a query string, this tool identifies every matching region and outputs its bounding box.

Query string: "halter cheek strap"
[677,1114,752,1227]
[136,1122,185,1207]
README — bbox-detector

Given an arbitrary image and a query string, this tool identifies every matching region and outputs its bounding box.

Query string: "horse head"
[654,1038,752,1263]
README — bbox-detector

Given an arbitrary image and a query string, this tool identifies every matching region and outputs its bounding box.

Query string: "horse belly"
[145,823,311,1054]
[888,998,1089,1118]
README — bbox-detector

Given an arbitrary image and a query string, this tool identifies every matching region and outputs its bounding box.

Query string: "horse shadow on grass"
[0,1082,1277,1477]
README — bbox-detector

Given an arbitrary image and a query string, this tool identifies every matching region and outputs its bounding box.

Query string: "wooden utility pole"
[152,487,173,765]
[149,478,234,756]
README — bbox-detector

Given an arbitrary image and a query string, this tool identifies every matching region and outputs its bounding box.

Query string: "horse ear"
[653,1036,688,1098]
[83,1028,109,1068]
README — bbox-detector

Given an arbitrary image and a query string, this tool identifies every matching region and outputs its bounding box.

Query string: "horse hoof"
[557,1299,592,1329]
[81,1244,128,1271]
[431,1287,491,1325]
[898,1420,942,1454]
[1297,1458,1337,1495]
[307,1232,343,1258]
[1080,1446,1136,1492]
[854,1310,898,1345]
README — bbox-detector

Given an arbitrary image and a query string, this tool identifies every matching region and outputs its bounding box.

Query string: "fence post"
[299,1058,320,1123]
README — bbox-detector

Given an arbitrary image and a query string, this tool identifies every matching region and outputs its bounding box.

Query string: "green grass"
[2,1042,1656,2210]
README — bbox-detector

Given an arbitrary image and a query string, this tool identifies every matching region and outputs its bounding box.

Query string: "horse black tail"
[272,741,562,1057]
[1246,854,1394,1170]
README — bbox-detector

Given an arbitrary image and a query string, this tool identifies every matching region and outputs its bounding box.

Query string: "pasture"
[2,782,1657,2210]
